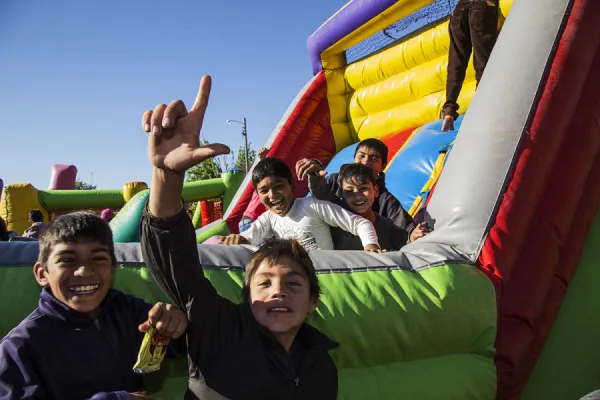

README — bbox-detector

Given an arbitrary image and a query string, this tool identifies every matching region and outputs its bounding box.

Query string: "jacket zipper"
[93,318,101,330]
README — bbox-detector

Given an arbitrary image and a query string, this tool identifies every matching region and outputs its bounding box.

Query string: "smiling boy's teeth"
[71,284,99,293]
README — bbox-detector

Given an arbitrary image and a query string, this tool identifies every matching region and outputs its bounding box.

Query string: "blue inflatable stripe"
[315,116,462,210]
[384,116,462,210]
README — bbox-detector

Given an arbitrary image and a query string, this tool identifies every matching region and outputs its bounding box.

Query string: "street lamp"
[226,117,248,174]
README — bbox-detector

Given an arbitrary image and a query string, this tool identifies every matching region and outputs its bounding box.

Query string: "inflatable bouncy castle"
[0,164,243,242]
[3,0,600,398]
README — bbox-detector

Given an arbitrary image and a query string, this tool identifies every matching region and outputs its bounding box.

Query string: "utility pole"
[226,118,249,174]
[242,117,248,175]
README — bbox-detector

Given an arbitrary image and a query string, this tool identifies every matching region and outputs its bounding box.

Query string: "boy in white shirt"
[220,158,381,252]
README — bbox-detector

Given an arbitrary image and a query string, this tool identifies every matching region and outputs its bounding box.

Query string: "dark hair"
[251,158,293,189]
[354,138,389,168]
[38,212,116,266]
[0,217,8,242]
[242,239,320,303]
[29,209,44,223]
[337,163,377,187]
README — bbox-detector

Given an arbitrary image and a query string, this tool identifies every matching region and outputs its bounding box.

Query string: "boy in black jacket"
[296,138,430,242]
[296,138,417,236]
[0,212,187,400]
[331,163,430,251]
[140,75,339,399]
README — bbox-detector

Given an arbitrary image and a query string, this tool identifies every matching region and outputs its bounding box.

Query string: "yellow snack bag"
[133,327,169,374]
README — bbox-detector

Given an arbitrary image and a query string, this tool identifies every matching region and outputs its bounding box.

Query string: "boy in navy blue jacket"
[0,212,188,400]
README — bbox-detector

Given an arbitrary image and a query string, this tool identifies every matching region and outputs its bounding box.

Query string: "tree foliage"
[74,179,97,190]
[186,139,256,182]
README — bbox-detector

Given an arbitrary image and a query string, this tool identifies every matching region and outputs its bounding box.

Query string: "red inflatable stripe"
[486,0,600,397]
[508,45,600,398]
[225,71,335,233]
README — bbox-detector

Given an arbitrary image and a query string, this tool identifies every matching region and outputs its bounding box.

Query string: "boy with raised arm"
[140,75,339,399]
[220,157,381,252]
[296,138,419,235]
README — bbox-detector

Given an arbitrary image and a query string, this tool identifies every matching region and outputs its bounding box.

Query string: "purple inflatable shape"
[48,164,77,190]
[307,0,398,75]
[0,178,3,196]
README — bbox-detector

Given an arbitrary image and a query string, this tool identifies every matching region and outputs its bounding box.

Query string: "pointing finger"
[189,75,212,129]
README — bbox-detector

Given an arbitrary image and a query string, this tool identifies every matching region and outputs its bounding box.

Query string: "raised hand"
[144,76,231,217]
[295,158,326,181]
[142,75,230,176]
[257,147,270,159]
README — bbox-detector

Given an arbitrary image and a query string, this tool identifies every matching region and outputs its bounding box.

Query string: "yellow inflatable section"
[325,0,514,152]
[0,184,47,235]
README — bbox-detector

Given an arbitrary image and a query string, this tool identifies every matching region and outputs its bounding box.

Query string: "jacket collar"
[376,172,388,193]
[241,305,339,353]
[294,323,339,352]
[38,287,118,328]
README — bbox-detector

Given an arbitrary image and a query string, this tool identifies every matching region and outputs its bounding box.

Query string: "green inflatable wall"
[522,210,600,399]
[0,249,497,399]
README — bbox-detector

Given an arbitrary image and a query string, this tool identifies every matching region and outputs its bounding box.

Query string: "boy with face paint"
[220,157,381,252]
[331,164,430,251]
[0,212,187,400]
[140,75,339,399]
[296,138,419,239]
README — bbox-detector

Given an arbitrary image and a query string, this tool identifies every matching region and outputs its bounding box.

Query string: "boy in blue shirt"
[0,212,187,400]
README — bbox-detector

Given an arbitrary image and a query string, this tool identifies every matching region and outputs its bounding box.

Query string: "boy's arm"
[307,173,330,200]
[239,212,274,245]
[0,339,135,400]
[0,340,46,399]
[309,199,379,248]
[141,202,234,327]
[378,192,416,232]
[308,174,345,207]
[386,222,410,251]
[141,75,236,331]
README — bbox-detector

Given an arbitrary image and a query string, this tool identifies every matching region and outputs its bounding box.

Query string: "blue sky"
[0,0,345,189]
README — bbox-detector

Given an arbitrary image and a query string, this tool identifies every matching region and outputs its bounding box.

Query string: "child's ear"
[307,298,318,315]
[373,183,379,198]
[33,263,49,287]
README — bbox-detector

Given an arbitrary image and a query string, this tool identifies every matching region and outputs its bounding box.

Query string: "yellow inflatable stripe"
[345,21,451,90]
[354,81,476,140]
[408,149,449,217]
[348,54,476,118]
[326,0,513,149]
[344,0,513,90]
[321,0,436,71]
